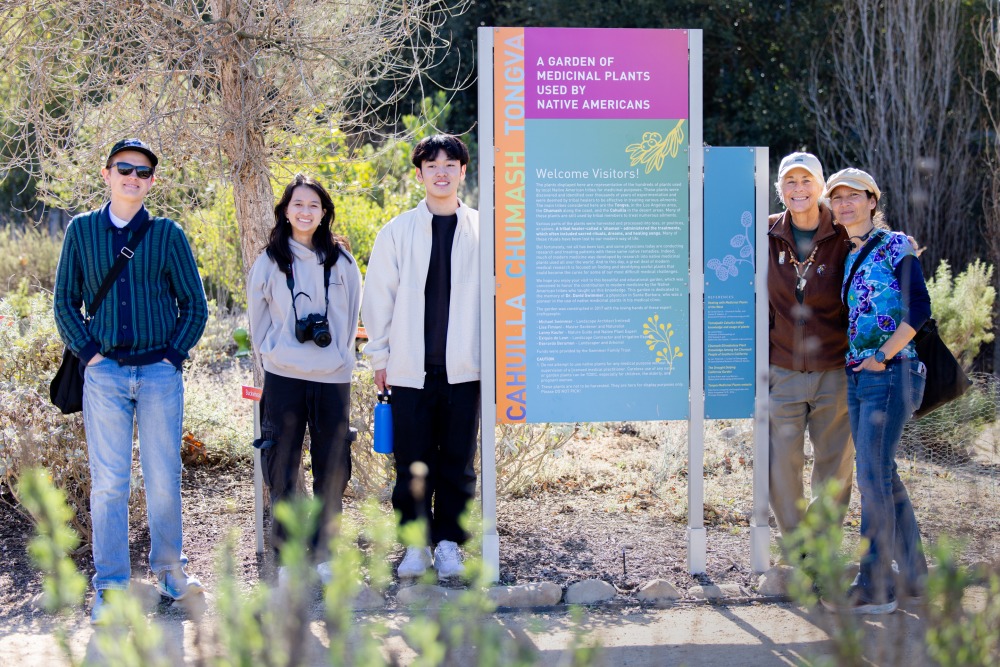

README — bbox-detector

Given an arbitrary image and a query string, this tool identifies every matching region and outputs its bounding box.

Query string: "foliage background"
[4,1,996,270]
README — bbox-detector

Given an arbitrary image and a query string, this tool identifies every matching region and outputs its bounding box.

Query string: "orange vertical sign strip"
[493,27,528,424]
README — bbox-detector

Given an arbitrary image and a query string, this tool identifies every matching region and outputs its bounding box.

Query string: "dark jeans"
[260,371,352,559]
[847,359,928,602]
[391,367,480,545]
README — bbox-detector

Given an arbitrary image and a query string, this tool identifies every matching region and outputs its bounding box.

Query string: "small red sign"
[241,385,262,401]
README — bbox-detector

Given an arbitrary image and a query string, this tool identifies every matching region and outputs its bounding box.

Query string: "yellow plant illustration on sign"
[625,120,686,174]
[643,314,684,372]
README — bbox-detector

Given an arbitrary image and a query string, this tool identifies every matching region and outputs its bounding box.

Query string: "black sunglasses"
[109,162,154,179]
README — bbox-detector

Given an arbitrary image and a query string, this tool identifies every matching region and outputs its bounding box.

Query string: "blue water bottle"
[373,390,393,454]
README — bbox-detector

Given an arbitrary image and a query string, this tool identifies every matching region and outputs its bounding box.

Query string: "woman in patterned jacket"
[821,168,931,615]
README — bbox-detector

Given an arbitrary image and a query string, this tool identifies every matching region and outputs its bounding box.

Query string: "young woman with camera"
[247,173,362,583]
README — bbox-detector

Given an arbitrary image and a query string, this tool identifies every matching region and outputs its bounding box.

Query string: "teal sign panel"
[704,147,757,418]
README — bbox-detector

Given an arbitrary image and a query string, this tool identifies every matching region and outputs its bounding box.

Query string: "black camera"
[295,313,332,347]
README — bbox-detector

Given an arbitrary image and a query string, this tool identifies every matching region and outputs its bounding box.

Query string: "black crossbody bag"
[843,231,970,419]
[50,217,153,414]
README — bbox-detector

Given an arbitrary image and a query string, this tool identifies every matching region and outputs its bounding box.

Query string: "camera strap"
[285,262,332,322]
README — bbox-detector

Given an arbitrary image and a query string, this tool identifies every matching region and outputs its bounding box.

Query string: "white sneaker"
[397,546,432,578]
[316,561,333,586]
[277,566,290,588]
[433,541,465,580]
[156,568,204,601]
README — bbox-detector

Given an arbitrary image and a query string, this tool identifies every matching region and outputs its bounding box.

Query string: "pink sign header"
[524,28,689,120]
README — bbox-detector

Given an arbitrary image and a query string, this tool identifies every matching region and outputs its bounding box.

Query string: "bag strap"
[85,215,154,319]
[284,261,332,322]
[841,229,886,304]
[914,317,937,344]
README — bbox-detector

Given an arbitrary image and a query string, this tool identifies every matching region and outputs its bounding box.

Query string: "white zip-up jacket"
[248,239,362,383]
[362,199,480,389]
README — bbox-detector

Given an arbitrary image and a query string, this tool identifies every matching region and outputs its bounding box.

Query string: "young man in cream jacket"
[362,134,480,580]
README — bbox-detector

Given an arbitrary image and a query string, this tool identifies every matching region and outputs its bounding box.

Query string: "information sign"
[494,28,692,423]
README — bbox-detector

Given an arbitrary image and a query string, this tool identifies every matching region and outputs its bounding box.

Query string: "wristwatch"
[874,349,887,364]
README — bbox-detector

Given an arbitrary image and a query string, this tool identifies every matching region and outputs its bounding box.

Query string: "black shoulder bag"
[843,231,970,419]
[50,218,153,414]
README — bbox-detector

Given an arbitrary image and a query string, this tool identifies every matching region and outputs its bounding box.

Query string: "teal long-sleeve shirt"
[53,204,208,368]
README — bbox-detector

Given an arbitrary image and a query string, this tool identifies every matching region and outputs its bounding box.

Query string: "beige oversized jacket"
[362,199,480,389]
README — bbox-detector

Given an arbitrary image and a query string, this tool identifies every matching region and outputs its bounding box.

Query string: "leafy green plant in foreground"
[19,468,597,666]
[18,469,87,614]
[784,480,864,667]
[925,538,1000,666]
[783,481,1000,667]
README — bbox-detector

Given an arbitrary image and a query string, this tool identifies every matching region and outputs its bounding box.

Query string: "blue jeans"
[83,358,187,591]
[846,359,928,602]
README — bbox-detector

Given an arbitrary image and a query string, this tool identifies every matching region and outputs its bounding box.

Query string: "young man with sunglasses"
[54,138,208,624]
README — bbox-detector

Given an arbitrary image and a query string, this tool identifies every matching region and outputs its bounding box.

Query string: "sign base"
[687,526,707,574]
[749,523,771,574]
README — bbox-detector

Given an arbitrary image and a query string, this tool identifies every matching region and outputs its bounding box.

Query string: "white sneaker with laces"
[433,540,465,580]
[397,546,432,578]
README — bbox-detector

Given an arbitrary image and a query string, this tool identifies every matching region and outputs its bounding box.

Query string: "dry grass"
[0,226,62,297]
[500,414,1000,569]
[4,289,998,572]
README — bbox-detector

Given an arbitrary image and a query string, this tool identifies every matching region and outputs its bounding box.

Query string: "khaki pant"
[768,365,854,539]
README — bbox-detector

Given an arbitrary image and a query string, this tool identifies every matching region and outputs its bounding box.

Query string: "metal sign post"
[242,384,265,555]
[478,26,501,580]
[750,147,771,573]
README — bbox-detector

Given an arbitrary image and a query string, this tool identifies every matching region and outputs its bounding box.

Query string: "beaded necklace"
[781,244,820,302]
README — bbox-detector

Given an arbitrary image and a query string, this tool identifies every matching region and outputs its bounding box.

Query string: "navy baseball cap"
[106,138,159,168]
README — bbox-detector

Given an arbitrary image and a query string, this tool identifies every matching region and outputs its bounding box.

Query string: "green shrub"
[0,224,62,296]
[0,292,148,541]
[20,472,598,666]
[186,190,246,310]
[783,483,1000,667]
[925,539,1000,666]
[18,468,88,613]
[926,259,996,368]
[332,194,384,275]
[784,479,865,667]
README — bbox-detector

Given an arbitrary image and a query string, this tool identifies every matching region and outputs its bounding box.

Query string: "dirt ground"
[0,426,777,623]
[1,421,998,664]
[1,594,961,666]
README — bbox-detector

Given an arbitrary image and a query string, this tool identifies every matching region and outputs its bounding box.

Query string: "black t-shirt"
[424,214,458,366]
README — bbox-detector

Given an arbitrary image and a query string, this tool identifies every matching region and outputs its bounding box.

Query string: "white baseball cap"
[778,152,824,183]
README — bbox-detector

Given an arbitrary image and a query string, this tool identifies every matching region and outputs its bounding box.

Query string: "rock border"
[376,576,760,611]
[348,562,986,611]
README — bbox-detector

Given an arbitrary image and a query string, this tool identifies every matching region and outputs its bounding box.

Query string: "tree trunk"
[212,0,276,386]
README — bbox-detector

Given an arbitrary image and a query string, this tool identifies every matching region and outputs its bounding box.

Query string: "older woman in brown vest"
[767,152,853,560]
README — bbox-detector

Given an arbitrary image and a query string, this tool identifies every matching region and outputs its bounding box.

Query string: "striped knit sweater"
[53,203,208,368]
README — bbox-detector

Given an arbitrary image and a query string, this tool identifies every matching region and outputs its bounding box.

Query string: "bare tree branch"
[806,0,980,270]
[977,3,1000,266]
[975,2,1000,368]
[0,0,469,268]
